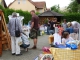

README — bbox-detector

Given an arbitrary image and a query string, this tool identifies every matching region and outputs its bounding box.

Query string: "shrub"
[62,12,80,23]
[0,5,5,13]
[16,10,31,24]
[5,9,40,24]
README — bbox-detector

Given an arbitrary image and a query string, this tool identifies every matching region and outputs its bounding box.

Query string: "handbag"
[15,19,20,37]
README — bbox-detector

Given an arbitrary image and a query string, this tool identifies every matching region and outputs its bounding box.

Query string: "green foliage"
[62,12,80,22]
[67,0,80,13]
[51,4,60,13]
[16,10,31,24]
[36,12,40,15]
[5,9,32,24]
[44,19,48,24]
[0,5,5,13]
[0,5,32,24]
[5,8,15,23]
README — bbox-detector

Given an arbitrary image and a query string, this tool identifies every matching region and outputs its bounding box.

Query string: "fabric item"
[31,15,39,30]
[72,21,79,33]
[62,37,74,45]
[69,33,78,40]
[50,22,55,30]
[15,19,20,37]
[29,28,38,39]
[55,27,59,33]
[18,38,22,46]
[8,17,22,37]
[49,30,54,35]
[55,44,66,48]
[47,21,51,26]
[20,44,30,49]
[22,26,30,38]
[11,36,21,54]
[47,26,50,35]
[21,33,30,45]
[66,27,74,34]
[62,23,67,31]
[74,28,79,33]
[53,33,61,45]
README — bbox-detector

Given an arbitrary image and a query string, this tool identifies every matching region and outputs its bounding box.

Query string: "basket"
[50,47,80,60]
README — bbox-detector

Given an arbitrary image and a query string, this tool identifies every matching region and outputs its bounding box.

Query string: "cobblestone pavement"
[0,35,50,60]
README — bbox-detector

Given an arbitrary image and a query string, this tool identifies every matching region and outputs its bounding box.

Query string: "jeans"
[47,26,50,35]
[49,30,54,35]
[20,44,30,49]
[66,28,74,34]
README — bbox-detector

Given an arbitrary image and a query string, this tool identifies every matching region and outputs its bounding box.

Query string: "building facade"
[8,0,46,13]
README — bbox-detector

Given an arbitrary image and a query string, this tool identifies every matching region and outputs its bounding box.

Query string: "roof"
[2,0,7,8]
[38,10,63,16]
[8,0,46,9]
[8,0,16,7]
[31,1,46,8]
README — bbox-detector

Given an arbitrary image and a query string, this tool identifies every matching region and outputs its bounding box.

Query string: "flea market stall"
[0,13,2,56]
[35,22,80,60]
[0,10,11,56]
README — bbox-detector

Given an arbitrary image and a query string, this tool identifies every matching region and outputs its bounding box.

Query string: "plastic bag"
[71,44,78,50]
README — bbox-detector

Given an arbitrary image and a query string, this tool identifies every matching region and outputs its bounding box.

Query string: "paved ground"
[0,35,50,60]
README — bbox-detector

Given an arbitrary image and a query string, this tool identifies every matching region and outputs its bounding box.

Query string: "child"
[62,32,74,45]
[20,33,30,51]
[58,25,64,36]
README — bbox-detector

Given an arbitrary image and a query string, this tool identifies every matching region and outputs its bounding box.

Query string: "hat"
[12,12,17,17]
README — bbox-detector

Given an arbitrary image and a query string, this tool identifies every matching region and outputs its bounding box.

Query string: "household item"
[0,10,11,56]
[55,44,66,48]
[53,33,61,45]
[15,19,20,37]
[50,47,80,60]
[42,47,51,54]
[0,16,2,56]
[49,35,54,44]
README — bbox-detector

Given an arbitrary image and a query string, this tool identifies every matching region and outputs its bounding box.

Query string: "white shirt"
[21,33,30,45]
[62,37,74,45]
[53,33,61,45]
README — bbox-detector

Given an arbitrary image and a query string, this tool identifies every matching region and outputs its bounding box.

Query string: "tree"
[77,0,80,4]
[67,0,80,13]
[51,4,60,12]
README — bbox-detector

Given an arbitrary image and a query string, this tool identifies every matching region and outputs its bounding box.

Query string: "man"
[62,19,67,31]
[30,10,39,49]
[49,20,55,34]
[47,18,51,35]
[8,12,22,56]
[53,18,59,33]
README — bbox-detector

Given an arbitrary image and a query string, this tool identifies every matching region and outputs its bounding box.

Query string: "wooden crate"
[0,18,2,56]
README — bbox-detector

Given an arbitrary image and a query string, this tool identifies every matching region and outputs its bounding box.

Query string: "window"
[23,0,26,4]
[18,0,20,4]
[18,2,20,4]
